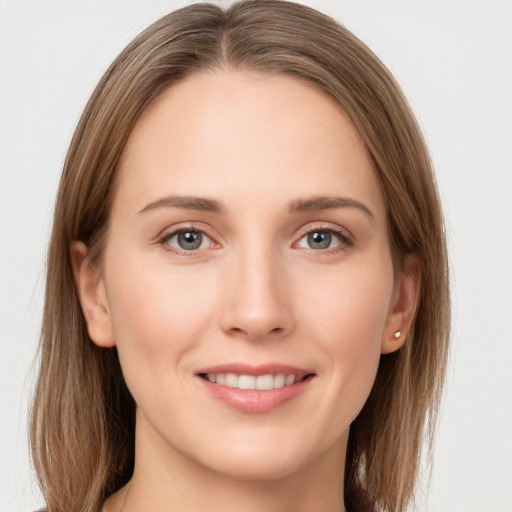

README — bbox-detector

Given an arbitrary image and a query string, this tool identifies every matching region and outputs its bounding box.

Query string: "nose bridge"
[220,234,294,340]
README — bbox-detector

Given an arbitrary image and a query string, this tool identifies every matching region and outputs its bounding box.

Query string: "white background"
[0,1,511,511]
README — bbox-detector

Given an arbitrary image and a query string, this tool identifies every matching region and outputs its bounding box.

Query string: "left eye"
[164,230,212,251]
[296,230,345,250]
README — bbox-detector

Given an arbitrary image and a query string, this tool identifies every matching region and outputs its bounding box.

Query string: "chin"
[203,449,311,482]
[189,427,343,483]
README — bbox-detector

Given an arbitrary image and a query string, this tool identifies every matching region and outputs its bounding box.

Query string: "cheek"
[300,257,394,418]
[103,251,218,388]
[302,255,393,343]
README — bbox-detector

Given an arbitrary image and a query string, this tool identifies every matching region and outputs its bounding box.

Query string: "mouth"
[198,372,313,390]
[196,364,316,413]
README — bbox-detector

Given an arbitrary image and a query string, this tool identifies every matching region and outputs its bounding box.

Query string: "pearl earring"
[393,331,401,340]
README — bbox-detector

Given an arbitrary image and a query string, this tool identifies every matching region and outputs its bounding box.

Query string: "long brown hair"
[30,2,450,511]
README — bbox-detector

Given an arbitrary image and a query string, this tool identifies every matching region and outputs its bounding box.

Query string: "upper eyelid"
[156,221,353,247]
[165,229,213,242]
[158,223,217,240]
[294,222,353,240]
[158,227,218,255]
[292,224,355,252]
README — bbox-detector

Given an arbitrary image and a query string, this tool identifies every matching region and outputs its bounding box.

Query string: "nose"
[219,245,295,341]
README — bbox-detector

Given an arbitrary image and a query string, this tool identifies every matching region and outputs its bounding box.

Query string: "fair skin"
[72,71,419,512]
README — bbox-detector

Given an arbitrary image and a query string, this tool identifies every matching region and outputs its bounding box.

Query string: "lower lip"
[199,377,314,413]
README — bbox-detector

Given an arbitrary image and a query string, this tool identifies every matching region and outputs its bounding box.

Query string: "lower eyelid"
[295,227,353,248]
[157,225,352,254]
[159,228,216,251]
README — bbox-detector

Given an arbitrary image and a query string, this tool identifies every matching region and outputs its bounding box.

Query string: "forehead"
[114,70,386,221]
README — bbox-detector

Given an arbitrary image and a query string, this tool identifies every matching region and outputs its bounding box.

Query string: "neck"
[103,413,347,512]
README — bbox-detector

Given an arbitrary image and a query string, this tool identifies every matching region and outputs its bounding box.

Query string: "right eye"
[161,229,214,252]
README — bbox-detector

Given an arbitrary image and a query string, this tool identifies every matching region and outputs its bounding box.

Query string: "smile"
[200,372,307,390]
[196,364,315,413]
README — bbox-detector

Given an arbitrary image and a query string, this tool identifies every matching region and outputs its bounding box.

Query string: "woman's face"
[80,71,410,481]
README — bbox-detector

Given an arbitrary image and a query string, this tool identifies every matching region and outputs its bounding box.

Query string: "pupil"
[308,231,331,249]
[178,231,202,250]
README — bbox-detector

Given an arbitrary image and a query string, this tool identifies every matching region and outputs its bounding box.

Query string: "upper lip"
[196,363,314,380]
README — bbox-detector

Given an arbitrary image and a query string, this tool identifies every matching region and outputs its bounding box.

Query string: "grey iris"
[178,231,203,250]
[308,231,331,249]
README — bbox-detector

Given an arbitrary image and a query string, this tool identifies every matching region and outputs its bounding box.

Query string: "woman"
[30,1,450,511]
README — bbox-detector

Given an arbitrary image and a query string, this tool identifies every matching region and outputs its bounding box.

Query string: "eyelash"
[294,225,354,254]
[158,224,353,256]
[158,226,217,256]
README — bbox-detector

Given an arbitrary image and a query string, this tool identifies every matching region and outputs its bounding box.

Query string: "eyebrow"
[138,196,224,214]
[138,194,374,220]
[288,196,374,220]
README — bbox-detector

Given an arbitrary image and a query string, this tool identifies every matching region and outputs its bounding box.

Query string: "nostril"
[226,324,287,341]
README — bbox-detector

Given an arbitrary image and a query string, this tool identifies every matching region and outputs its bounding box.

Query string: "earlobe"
[381,254,421,354]
[70,241,115,348]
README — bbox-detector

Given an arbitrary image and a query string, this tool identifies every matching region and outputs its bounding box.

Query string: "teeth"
[274,374,285,388]
[238,375,256,390]
[204,372,299,390]
[256,374,274,390]
[225,373,238,387]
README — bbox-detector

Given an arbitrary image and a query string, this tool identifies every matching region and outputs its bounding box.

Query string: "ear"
[70,241,115,348]
[381,254,421,354]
